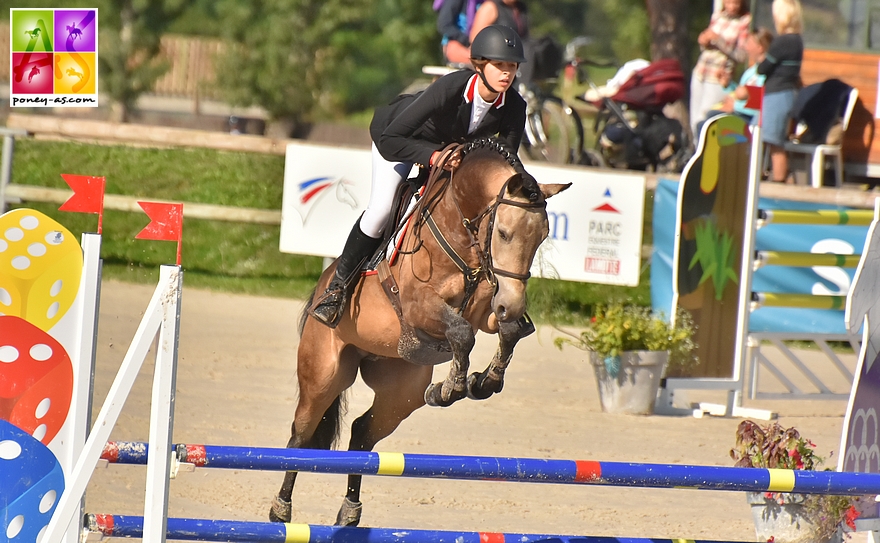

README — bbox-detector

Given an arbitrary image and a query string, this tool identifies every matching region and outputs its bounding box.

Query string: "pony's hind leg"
[425,306,475,407]
[467,315,533,400]
[269,318,360,523]
[335,358,433,526]
[270,395,344,522]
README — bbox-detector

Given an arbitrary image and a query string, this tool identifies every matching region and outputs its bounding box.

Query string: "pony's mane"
[459,137,540,199]
[460,137,523,170]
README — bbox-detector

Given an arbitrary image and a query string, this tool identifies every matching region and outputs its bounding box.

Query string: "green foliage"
[99,0,194,119]
[689,218,738,301]
[555,303,698,375]
[583,0,651,63]
[212,0,437,122]
[325,0,439,113]
[731,420,862,541]
[731,420,823,470]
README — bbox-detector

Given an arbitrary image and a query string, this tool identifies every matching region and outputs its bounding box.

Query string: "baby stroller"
[584,58,688,172]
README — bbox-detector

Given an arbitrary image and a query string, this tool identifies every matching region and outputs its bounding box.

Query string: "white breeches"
[360,143,416,238]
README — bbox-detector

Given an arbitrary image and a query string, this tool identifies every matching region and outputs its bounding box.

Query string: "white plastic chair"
[784,86,858,188]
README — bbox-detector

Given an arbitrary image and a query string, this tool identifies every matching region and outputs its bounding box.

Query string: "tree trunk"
[109,3,135,123]
[645,0,692,142]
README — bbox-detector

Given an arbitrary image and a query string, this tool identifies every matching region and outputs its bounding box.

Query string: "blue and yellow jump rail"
[100,441,880,496]
[85,514,749,543]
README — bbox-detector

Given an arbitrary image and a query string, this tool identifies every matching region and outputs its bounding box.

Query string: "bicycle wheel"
[523,96,583,164]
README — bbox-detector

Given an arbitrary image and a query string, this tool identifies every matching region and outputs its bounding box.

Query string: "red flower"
[766,537,775,542]
[845,505,860,530]
[789,448,804,469]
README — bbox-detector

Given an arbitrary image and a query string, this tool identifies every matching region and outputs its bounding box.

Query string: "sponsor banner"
[280,142,646,285]
[652,178,868,334]
[9,8,99,108]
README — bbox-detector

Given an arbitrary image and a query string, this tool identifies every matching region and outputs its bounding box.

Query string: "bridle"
[420,147,546,313]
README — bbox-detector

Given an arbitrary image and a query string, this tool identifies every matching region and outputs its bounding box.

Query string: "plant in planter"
[731,420,863,543]
[555,304,698,415]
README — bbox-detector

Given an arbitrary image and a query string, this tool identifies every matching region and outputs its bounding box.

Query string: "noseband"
[422,168,546,314]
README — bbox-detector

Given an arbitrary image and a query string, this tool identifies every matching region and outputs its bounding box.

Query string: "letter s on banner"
[811,238,855,295]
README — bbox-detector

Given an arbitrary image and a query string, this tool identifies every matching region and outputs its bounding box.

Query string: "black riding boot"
[309,218,382,328]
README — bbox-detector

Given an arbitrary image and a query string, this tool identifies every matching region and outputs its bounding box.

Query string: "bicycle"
[518,37,607,167]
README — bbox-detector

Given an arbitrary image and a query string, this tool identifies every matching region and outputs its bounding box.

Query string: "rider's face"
[481,60,518,93]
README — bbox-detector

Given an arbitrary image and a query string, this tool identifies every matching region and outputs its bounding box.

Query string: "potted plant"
[731,420,864,543]
[555,304,697,415]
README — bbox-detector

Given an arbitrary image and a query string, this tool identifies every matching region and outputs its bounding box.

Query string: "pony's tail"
[314,393,347,450]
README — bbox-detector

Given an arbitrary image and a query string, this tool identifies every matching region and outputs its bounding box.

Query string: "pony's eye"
[498,229,510,242]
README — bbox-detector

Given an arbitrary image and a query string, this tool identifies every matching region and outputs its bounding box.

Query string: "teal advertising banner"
[652,178,868,334]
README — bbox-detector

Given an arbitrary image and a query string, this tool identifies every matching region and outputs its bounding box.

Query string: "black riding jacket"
[370,69,527,168]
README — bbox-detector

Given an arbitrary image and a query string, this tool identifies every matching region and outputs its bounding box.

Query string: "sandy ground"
[82,279,856,542]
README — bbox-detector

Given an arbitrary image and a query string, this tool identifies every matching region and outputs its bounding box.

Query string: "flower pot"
[590,350,668,415]
[746,492,843,543]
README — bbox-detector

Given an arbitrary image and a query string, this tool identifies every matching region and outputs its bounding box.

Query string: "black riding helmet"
[470,24,527,64]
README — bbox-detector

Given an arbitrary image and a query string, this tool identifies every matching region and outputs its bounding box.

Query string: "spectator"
[689,0,751,140]
[469,0,532,83]
[758,0,804,184]
[696,27,773,137]
[437,0,483,65]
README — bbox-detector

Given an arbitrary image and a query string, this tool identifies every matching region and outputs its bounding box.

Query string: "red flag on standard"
[136,202,183,241]
[59,173,106,233]
[136,201,184,266]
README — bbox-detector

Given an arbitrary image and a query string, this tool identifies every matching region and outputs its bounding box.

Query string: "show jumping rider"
[309,24,529,328]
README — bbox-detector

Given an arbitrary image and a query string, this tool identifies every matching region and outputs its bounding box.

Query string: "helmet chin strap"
[477,67,499,95]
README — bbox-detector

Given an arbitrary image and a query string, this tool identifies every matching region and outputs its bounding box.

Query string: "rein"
[420,145,546,313]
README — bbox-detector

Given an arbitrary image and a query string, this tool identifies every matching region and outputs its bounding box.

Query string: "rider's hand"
[443,149,462,171]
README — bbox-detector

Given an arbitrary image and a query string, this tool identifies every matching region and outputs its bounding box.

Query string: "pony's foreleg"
[425,308,475,407]
[467,316,533,400]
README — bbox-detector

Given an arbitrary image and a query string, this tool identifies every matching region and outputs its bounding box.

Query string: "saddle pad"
[364,191,421,274]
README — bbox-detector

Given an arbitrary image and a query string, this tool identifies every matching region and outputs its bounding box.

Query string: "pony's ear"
[540,182,572,200]
[506,173,524,196]
[506,173,542,201]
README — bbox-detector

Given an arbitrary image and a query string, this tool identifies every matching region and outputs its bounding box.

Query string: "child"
[758,0,804,184]
[696,27,773,137]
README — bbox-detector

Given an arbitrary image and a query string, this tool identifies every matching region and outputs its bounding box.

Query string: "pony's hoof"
[269,495,292,523]
[466,371,502,400]
[424,382,465,407]
[335,497,362,526]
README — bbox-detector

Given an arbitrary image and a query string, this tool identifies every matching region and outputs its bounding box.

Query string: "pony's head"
[456,139,570,323]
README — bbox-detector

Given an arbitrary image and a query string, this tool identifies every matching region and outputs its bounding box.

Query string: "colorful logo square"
[11,10,54,52]
[11,53,53,94]
[54,53,96,94]
[54,10,97,53]
[9,9,98,107]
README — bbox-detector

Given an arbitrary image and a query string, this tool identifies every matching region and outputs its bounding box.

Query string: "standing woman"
[758,0,803,184]
[689,0,751,140]
[309,25,528,328]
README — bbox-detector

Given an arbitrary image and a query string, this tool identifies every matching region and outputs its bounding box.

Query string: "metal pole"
[0,128,29,215]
